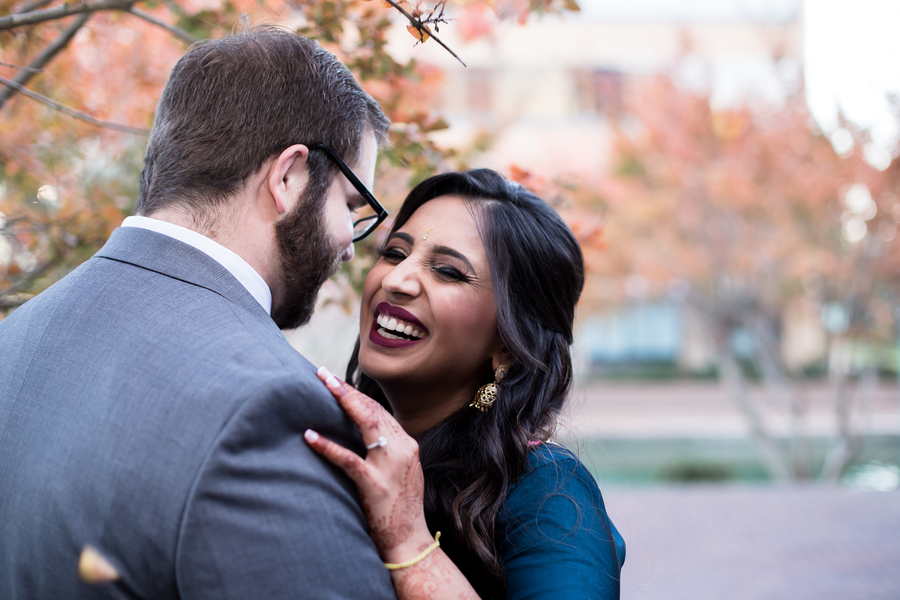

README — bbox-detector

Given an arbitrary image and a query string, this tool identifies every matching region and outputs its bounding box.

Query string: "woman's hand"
[304,367,434,565]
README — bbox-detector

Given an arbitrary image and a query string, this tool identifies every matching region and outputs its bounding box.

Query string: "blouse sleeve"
[498,445,625,600]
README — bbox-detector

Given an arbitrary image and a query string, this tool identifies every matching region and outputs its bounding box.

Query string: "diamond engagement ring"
[366,436,388,451]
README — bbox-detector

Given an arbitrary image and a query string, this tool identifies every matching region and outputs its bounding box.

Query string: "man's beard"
[271,190,344,330]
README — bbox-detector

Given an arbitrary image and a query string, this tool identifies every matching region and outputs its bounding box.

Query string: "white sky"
[803,0,900,168]
[579,0,900,167]
[577,0,798,22]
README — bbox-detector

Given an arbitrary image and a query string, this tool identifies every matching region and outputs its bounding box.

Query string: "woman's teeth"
[376,314,426,339]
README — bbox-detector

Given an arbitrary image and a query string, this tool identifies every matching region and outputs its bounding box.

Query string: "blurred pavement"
[562,381,900,439]
[605,485,900,600]
[563,382,900,599]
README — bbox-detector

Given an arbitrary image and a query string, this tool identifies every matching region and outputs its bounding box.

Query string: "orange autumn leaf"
[508,164,533,183]
[516,7,528,24]
[711,110,748,141]
[406,23,431,42]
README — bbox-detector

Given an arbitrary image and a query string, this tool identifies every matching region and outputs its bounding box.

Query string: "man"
[0,27,396,600]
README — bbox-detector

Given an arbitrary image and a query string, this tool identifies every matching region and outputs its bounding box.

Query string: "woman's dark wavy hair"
[346,168,584,595]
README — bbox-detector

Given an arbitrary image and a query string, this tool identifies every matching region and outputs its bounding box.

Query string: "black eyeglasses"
[307,143,388,242]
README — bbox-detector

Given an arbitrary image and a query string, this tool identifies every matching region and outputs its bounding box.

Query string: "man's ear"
[267,144,310,215]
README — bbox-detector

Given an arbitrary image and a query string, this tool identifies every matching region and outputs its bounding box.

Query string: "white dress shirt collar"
[121,215,272,315]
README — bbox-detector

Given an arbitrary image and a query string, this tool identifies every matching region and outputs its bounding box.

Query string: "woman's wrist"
[384,532,440,570]
[380,522,436,566]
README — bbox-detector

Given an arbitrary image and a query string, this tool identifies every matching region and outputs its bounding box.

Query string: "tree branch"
[718,346,794,482]
[0,60,43,71]
[127,7,200,44]
[14,0,58,15]
[0,13,90,110]
[381,0,466,67]
[0,73,150,135]
[0,0,135,32]
[745,312,812,478]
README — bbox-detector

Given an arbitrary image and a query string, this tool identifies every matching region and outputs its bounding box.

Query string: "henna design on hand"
[309,370,428,555]
[310,370,480,598]
[364,453,425,554]
[392,550,481,600]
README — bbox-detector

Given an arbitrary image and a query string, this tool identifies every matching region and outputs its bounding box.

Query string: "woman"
[304,169,624,599]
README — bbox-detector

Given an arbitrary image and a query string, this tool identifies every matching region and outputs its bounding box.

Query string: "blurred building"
[388,0,802,181]
[385,0,827,378]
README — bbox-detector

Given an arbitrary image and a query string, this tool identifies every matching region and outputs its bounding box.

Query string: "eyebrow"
[432,245,476,273]
[388,232,415,244]
[387,232,477,273]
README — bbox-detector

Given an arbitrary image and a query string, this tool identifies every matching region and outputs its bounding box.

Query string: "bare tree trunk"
[819,337,864,482]
[746,312,813,478]
[856,366,878,431]
[715,328,794,482]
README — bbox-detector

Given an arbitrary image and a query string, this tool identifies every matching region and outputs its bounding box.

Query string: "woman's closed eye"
[376,245,408,263]
[430,262,470,282]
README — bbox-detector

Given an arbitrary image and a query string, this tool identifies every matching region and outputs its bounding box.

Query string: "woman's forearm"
[389,547,480,600]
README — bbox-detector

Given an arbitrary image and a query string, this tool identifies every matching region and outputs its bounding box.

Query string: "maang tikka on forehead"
[423,227,434,241]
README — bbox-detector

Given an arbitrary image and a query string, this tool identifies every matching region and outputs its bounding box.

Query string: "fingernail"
[324,375,341,390]
[317,366,333,379]
[304,429,319,443]
[78,546,119,584]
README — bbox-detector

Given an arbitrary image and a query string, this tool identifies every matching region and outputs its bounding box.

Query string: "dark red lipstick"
[375,302,427,332]
[368,302,429,348]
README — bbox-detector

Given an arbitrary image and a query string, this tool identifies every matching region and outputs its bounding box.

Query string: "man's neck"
[145,205,233,242]
[144,204,282,302]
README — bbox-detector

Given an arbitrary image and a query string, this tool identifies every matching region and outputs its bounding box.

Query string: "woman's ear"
[491,346,513,372]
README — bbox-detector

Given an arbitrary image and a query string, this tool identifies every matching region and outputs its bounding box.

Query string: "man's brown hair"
[136,26,389,225]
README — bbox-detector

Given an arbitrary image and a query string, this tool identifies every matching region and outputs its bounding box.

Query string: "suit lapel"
[96,227,285,339]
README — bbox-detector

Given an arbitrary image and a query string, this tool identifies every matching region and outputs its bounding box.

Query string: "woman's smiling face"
[358,195,502,401]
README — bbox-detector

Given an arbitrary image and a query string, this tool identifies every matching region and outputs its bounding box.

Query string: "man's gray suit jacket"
[0,226,396,600]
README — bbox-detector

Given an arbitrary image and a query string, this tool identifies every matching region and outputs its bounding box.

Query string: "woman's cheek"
[444,293,495,343]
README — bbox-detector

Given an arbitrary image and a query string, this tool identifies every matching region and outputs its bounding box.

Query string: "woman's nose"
[381,259,421,298]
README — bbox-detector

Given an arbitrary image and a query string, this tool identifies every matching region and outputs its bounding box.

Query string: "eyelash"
[376,245,406,262]
[376,245,471,283]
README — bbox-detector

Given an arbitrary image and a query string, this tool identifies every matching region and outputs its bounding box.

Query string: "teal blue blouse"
[499,443,625,599]
[426,443,625,599]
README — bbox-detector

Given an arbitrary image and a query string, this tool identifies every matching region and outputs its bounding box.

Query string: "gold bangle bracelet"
[384,532,441,571]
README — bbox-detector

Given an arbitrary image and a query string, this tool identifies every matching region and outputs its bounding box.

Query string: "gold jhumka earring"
[470,364,508,412]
